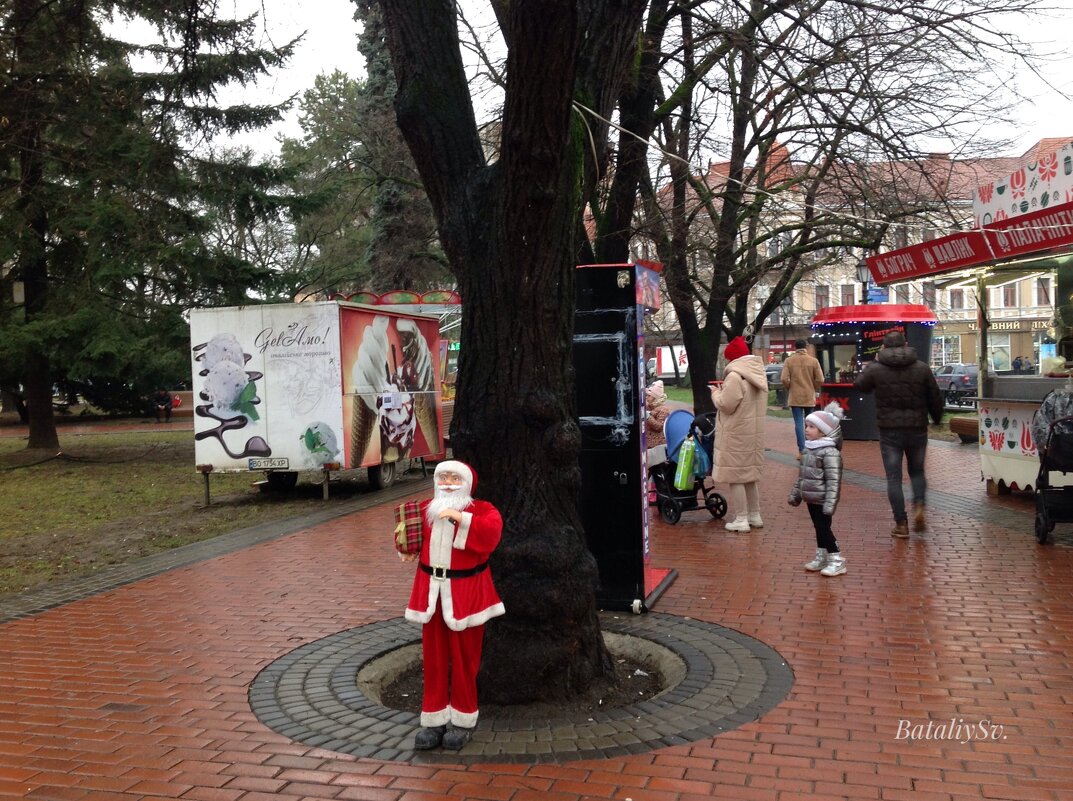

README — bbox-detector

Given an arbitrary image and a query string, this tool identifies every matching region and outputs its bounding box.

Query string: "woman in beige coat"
[711,336,769,532]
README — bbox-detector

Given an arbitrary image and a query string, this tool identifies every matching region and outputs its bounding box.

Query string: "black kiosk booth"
[807,304,938,441]
[574,262,676,613]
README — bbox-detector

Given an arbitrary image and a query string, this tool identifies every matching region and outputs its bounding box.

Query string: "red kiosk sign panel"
[867,199,1073,285]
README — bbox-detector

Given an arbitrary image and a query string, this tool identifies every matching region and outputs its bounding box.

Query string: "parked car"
[765,362,783,388]
[933,363,978,405]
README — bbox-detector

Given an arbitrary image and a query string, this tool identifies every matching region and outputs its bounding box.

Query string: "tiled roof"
[654,138,1073,212]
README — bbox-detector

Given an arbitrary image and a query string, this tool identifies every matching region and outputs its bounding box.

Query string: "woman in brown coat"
[711,336,769,532]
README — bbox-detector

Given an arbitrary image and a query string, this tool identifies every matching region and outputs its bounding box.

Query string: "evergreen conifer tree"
[0,0,294,448]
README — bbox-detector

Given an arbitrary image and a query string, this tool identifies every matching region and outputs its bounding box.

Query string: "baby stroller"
[649,408,727,524]
[1031,389,1073,544]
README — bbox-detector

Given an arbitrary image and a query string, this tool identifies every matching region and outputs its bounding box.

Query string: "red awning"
[866,199,1073,285]
[810,304,938,325]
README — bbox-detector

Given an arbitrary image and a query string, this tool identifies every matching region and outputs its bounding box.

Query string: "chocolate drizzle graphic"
[192,342,271,458]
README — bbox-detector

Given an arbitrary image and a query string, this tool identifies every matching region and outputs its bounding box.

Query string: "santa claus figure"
[401,460,505,751]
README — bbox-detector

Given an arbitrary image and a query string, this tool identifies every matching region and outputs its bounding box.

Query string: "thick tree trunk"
[13,54,59,451]
[18,160,59,451]
[380,0,645,704]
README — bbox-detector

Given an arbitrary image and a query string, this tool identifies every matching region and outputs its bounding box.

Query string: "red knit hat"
[724,336,750,362]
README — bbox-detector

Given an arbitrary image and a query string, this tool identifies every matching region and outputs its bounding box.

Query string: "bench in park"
[948,415,979,444]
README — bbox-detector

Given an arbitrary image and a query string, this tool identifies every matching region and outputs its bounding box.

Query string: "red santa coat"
[404,499,505,631]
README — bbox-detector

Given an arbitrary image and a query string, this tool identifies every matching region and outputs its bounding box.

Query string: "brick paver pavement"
[2,416,1072,800]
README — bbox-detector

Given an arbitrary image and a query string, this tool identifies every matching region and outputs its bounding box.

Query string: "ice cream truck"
[189,301,444,495]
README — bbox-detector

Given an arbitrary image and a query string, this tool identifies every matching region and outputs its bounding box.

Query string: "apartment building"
[755,139,1070,368]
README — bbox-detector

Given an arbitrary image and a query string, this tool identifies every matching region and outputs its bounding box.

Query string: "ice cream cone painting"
[397,318,440,456]
[340,307,444,467]
[350,316,390,464]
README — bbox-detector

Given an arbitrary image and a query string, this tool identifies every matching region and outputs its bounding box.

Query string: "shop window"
[817,344,859,382]
[931,335,961,366]
[1033,331,1052,372]
[1036,276,1052,307]
[988,333,1011,372]
[950,288,964,309]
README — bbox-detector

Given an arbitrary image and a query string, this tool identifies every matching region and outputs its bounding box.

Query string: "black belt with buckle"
[420,562,488,581]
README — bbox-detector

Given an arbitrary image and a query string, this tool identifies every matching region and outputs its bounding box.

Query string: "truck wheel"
[264,471,298,491]
[368,461,397,490]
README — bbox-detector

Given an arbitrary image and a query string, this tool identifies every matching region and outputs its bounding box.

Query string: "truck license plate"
[249,457,289,470]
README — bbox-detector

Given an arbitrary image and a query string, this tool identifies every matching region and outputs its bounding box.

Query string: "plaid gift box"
[393,501,423,554]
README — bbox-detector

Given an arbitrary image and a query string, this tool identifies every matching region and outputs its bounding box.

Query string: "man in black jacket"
[854,331,944,538]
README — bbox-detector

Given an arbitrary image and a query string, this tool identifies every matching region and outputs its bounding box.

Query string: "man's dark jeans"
[878,428,928,523]
[791,406,808,454]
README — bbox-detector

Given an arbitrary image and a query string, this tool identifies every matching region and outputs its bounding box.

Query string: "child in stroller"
[648,408,727,524]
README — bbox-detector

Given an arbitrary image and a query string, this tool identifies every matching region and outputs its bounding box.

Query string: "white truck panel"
[190,301,443,474]
[190,302,344,472]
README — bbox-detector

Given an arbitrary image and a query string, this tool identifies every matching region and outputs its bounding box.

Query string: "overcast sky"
[231,0,1073,158]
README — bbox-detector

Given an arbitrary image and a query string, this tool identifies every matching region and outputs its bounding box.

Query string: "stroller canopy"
[664,409,696,462]
[1032,388,1073,469]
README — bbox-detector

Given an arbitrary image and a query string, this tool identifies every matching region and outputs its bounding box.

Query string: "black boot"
[413,725,446,750]
[442,725,474,751]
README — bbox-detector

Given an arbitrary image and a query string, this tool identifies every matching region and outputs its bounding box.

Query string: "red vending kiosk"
[808,304,938,440]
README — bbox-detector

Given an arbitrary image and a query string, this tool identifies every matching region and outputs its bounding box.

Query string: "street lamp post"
[856,258,871,304]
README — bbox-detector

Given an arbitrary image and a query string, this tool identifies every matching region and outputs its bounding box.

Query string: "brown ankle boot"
[912,503,926,532]
[891,521,909,539]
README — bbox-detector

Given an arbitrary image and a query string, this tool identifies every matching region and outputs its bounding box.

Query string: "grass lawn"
[0,428,404,597]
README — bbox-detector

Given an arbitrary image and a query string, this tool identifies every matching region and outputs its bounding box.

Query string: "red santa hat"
[724,336,750,362]
[805,402,845,436]
[434,460,476,493]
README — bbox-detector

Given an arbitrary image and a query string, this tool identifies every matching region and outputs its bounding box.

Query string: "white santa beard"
[426,489,473,526]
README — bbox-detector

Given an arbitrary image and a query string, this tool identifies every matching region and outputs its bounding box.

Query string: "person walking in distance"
[854,331,943,538]
[781,339,825,458]
[710,336,769,532]
[789,403,847,576]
